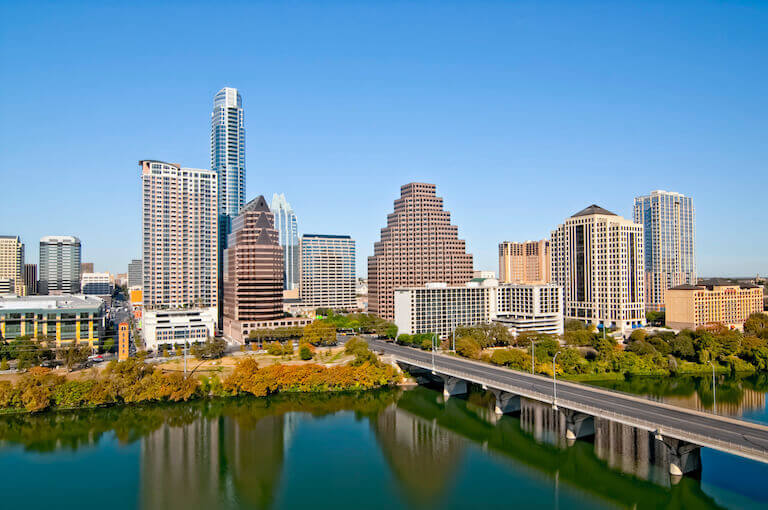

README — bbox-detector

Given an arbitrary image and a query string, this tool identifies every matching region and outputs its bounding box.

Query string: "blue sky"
[1,0,766,277]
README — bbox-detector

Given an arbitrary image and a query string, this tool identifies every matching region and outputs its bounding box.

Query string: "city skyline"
[2,1,767,278]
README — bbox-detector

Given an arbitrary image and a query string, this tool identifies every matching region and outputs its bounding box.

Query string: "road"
[368,338,768,463]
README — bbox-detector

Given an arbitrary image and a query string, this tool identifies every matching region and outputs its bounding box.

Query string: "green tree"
[745,312,768,338]
[102,338,115,353]
[61,344,91,372]
[489,349,531,371]
[299,344,313,360]
[456,337,481,359]
[191,337,227,360]
[302,321,337,346]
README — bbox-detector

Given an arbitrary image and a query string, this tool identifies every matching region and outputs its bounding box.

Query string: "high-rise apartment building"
[0,236,25,295]
[633,190,695,312]
[368,183,474,320]
[211,87,245,250]
[551,205,645,332]
[300,234,356,309]
[39,235,81,295]
[223,196,284,342]
[139,160,218,312]
[24,264,37,295]
[128,258,142,288]
[270,193,300,291]
[498,240,551,284]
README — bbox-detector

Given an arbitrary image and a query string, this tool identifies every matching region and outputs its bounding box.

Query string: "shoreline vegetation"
[396,312,768,381]
[0,338,400,415]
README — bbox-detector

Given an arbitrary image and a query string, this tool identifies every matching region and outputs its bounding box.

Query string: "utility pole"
[552,351,561,410]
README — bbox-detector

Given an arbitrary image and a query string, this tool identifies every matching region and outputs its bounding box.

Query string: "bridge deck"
[369,339,768,464]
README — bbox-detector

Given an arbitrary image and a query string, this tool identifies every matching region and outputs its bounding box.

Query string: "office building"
[222,196,284,342]
[498,240,551,284]
[551,205,645,332]
[81,272,112,295]
[666,281,763,331]
[128,258,142,288]
[0,236,24,295]
[473,270,496,280]
[81,262,94,274]
[300,234,356,309]
[143,308,217,351]
[139,160,218,313]
[24,263,37,295]
[0,294,105,346]
[368,183,474,320]
[270,193,300,291]
[394,280,563,338]
[633,190,696,312]
[39,235,81,295]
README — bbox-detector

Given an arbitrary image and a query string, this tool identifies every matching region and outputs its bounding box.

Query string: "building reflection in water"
[140,413,287,510]
[372,403,465,506]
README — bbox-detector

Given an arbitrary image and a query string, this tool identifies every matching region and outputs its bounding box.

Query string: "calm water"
[1,384,767,510]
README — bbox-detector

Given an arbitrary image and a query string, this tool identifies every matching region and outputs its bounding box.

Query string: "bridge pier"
[659,436,701,477]
[561,409,595,441]
[440,375,468,399]
[490,389,521,415]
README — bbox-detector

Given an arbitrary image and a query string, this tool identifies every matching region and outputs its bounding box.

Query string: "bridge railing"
[392,352,768,463]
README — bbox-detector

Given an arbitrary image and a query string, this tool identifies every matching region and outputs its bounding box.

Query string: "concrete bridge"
[369,339,768,477]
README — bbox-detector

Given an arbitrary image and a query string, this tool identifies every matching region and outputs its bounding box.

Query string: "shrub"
[299,344,313,360]
[456,337,481,359]
[489,349,531,371]
[267,342,285,356]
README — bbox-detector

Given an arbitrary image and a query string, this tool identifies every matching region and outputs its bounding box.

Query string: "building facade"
[143,308,217,351]
[81,262,94,274]
[368,183,474,320]
[300,234,356,310]
[270,193,300,291]
[498,240,551,284]
[211,87,245,252]
[81,272,112,295]
[551,205,645,332]
[394,280,563,338]
[139,160,218,314]
[39,235,81,295]
[24,263,37,295]
[222,196,284,343]
[0,294,105,346]
[128,258,142,288]
[0,235,24,295]
[633,190,695,312]
[665,282,763,331]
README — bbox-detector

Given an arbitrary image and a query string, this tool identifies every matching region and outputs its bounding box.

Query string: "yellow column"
[56,320,61,346]
[20,320,25,337]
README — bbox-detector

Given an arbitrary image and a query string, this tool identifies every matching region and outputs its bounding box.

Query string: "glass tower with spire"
[211,87,245,248]
[270,193,300,291]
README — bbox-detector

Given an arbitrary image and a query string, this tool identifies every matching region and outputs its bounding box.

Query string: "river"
[0,380,767,509]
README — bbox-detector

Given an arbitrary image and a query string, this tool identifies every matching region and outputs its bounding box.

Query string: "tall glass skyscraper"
[270,193,300,291]
[633,190,695,312]
[211,87,245,248]
[39,235,81,295]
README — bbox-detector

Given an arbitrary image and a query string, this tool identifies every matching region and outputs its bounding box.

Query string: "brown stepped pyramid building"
[368,182,474,320]
[222,196,285,342]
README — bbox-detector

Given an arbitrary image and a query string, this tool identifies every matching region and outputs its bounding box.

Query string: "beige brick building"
[0,236,25,295]
[368,183,473,320]
[666,282,763,330]
[498,240,550,284]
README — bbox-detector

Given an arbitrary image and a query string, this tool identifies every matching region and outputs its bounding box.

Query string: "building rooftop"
[302,234,352,239]
[0,294,104,311]
[670,280,762,291]
[571,204,617,217]
[243,195,270,213]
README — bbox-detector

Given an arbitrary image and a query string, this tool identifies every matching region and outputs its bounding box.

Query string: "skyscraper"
[270,193,300,291]
[139,160,218,311]
[222,196,284,342]
[633,190,695,312]
[498,240,551,284]
[300,234,356,309]
[368,183,474,320]
[39,235,81,295]
[128,258,142,288]
[211,87,245,249]
[551,205,645,332]
[24,263,37,295]
[0,236,25,295]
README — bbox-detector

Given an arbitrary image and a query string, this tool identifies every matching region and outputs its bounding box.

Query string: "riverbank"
[0,341,401,415]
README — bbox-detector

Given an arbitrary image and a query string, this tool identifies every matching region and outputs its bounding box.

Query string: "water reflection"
[0,386,765,509]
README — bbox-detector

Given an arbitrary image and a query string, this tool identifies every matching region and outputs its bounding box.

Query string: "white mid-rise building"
[394,279,563,338]
[551,204,645,332]
[300,234,356,309]
[143,308,217,351]
[81,272,112,296]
